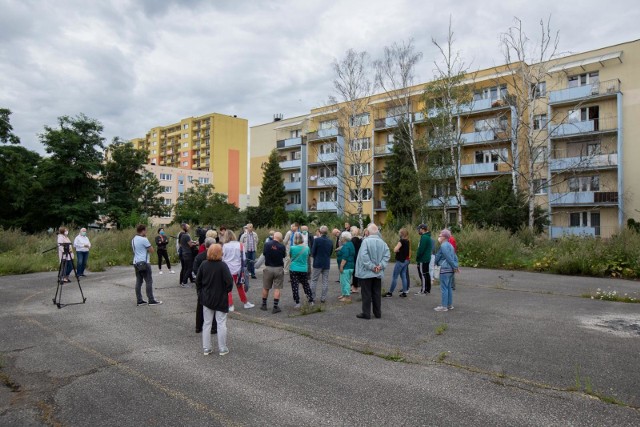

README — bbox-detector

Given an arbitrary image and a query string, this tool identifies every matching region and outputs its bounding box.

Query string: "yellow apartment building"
[132,112,248,208]
[249,39,639,238]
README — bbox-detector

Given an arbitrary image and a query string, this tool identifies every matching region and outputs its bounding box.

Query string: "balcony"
[374,144,393,156]
[427,196,465,207]
[285,203,302,212]
[549,191,618,206]
[550,226,597,239]
[309,201,337,212]
[460,129,502,145]
[284,180,302,191]
[192,153,199,159]
[460,163,506,176]
[373,171,386,184]
[374,114,410,130]
[374,200,387,211]
[277,136,304,149]
[309,176,338,187]
[548,79,620,105]
[279,159,302,169]
[313,152,338,163]
[307,127,341,141]
[549,117,617,139]
[549,153,618,172]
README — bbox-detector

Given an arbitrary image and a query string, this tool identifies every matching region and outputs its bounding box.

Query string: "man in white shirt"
[239,223,259,279]
[132,224,162,306]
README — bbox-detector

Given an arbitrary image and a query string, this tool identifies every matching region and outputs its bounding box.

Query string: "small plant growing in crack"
[381,350,405,362]
[298,303,324,316]
[435,323,448,335]
[436,351,449,362]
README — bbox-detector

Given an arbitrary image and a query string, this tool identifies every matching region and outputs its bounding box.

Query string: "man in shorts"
[261,231,286,314]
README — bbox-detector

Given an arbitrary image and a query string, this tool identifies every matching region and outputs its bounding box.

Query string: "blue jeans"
[389,260,409,293]
[246,251,256,276]
[76,251,89,275]
[440,272,453,307]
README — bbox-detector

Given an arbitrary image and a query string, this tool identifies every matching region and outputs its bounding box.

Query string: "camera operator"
[57,227,74,282]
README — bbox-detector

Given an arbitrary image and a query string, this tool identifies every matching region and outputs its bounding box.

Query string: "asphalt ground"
[1,264,639,426]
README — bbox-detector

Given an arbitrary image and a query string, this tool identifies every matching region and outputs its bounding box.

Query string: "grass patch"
[572,364,628,407]
[436,351,449,362]
[435,323,448,336]
[582,288,639,303]
[380,350,405,363]
[298,302,324,316]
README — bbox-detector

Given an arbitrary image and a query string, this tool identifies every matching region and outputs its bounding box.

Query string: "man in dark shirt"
[193,238,217,334]
[179,223,197,287]
[261,231,286,313]
[310,225,334,303]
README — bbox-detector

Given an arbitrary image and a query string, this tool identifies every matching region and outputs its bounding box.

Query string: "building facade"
[132,112,248,208]
[249,39,640,238]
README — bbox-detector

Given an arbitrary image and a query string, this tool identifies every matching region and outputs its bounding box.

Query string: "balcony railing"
[427,196,465,207]
[374,114,410,130]
[314,152,338,163]
[307,127,341,141]
[308,201,337,211]
[374,200,387,210]
[374,144,393,156]
[549,191,618,206]
[279,159,302,169]
[276,136,303,149]
[548,79,620,104]
[309,176,338,187]
[549,153,618,172]
[373,171,386,184]
[549,117,618,138]
[285,203,302,212]
[460,129,504,145]
[460,163,505,176]
[284,181,302,191]
[550,226,597,238]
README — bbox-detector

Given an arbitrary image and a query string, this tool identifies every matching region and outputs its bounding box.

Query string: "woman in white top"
[73,227,91,277]
[57,226,74,282]
[221,230,254,311]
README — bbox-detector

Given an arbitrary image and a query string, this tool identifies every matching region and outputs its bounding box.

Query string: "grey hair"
[204,237,216,248]
[341,231,352,242]
[367,223,379,235]
[319,225,329,235]
[350,226,359,236]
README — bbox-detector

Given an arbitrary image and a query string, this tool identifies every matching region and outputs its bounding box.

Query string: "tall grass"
[3,225,640,279]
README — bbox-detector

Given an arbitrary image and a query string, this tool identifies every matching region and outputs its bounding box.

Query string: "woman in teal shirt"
[289,232,314,308]
[337,231,355,302]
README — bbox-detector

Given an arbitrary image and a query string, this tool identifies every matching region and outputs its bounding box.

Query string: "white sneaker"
[447,306,454,310]
[229,305,235,312]
[170,270,176,274]
[203,348,213,356]
[294,303,301,309]
[159,271,163,275]
[219,348,229,356]
[243,302,255,309]
[434,306,448,312]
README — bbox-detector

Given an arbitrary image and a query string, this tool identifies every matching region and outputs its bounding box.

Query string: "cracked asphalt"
[1,265,639,426]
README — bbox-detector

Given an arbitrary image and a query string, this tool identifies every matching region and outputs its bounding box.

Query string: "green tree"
[463,177,547,233]
[35,114,105,229]
[202,193,244,229]
[101,139,158,228]
[0,108,20,144]
[174,182,214,225]
[383,120,421,226]
[0,145,42,230]
[257,149,286,226]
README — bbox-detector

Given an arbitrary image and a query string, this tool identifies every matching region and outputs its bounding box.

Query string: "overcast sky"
[1,0,638,154]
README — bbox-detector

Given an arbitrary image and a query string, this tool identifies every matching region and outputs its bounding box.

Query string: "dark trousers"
[180,254,193,284]
[418,262,431,293]
[135,264,155,303]
[360,277,382,318]
[246,251,256,276]
[196,301,217,333]
[157,249,171,270]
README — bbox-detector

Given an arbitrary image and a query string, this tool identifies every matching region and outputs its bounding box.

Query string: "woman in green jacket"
[337,231,355,302]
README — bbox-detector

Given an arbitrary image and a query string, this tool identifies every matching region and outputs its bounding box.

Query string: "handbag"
[135,261,148,272]
[432,265,441,280]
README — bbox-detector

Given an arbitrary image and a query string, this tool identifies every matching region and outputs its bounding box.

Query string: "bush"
[456,227,527,269]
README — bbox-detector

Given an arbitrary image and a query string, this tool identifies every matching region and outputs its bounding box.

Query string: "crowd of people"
[56,220,459,357]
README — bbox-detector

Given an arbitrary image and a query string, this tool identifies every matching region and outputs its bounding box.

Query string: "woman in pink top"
[57,226,74,282]
[221,230,255,311]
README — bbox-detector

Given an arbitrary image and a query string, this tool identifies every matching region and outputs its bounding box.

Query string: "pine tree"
[383,120,421,226]
[258,149,287,224]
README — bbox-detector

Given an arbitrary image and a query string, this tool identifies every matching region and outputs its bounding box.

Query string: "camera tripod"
[43,243,87,308]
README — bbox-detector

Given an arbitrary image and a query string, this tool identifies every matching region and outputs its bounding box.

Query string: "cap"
[418,224,428,230]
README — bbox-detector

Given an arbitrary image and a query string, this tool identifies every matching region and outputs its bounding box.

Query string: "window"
[349,113,370,127]
[319,190,336,202]
[474,149,507,164]
[183,142,189,148]
[290,129,301,138]
[288,193,301,204]
[350,188,372,201]
[319,119,338,130]
[289,172,301,182]
[586,143,601,156]
[159,173,172,180]
[533,114,548,130]
[199,177,210,184]
[568,71,599,88]
[474,84,507,101]
[350,138,370,151]
[187,176,193,183]
[319,143,337,154]
[531,81,546,98]
[569,211,601,236]
[448,211,457,226]
[292,151,302,160]
[386,105,408,117]
[152,149,157,154]
[387,134,395,143]
[163,198,172,205]
[182,161,188,166]
[178,176,184,184]
[319,166,337,177]
[533,179,549,195]
[153,132,157,137]
[474,117,507,132]
[163,186,172,193]
[350,163,371,176]
[472,180,491,191]
[433,182,456,197]
[182,152,188,157]
[152,141,157,146]
[533,146,547,163]
[183,133,189,139]
[568,176,599,192]
[183,124,188,129]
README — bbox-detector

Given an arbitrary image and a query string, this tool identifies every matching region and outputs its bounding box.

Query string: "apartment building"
[144,164,213,227]
[131,112,248,208]
[249,39,640,238]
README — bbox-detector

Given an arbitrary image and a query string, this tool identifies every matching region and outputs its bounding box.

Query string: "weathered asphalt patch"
[579,314,640,338]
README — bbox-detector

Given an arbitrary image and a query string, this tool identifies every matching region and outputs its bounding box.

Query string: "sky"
[1,0,639,154]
